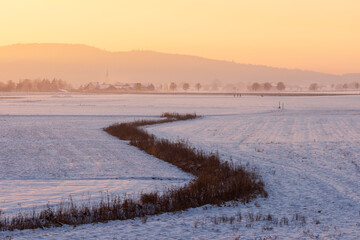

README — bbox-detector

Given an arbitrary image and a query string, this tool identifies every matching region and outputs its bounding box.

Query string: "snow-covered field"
[1,93,360,239]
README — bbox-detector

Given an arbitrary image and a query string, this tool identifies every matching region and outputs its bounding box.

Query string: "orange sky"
[0,0,359,74]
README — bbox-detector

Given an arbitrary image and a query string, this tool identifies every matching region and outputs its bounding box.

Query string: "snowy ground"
[1,93,360,239]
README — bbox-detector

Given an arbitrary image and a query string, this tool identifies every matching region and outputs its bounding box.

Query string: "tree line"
[248,82,286,91]
[2,79,359,92]
[0,79,72,92]
[309,82,360,91]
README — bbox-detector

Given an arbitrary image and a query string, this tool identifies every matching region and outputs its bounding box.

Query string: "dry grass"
[0,112,266,231]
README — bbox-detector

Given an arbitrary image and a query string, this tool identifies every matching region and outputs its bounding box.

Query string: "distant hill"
[0,43,358,87]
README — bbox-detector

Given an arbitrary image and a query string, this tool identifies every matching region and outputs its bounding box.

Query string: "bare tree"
[251,82,261,91]
[263,82,272,91]
[147,84,155,91]
[309,83,318,91]
[276,82,286,91]
[170,82,177,91]
[195,83,201,91]
[182,83,190,91]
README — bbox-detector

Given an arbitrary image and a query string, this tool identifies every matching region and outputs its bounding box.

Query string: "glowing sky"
[0,0,359,74]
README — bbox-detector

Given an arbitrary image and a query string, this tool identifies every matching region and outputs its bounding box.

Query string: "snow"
[1,93,360,239]
[0,99,193,215]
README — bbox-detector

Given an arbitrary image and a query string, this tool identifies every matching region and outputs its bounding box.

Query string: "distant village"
[80,82,155,92]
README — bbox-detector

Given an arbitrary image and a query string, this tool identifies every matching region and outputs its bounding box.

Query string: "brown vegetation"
[0,113,266,231]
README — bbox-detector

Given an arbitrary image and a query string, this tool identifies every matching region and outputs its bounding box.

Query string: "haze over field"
[0,43,359,87]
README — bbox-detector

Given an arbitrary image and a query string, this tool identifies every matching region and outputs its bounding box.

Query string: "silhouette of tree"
[309,83,318,91]
[6,80,16,91]
[251,82,261,91]
[148,84,155,91]
[0,82,6,91]
[276,82,286,91]
[263,82,272,91]
[182,83,190,91]
[170,82,177,91]
[16,79,33,91]
[195,83,201,91]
